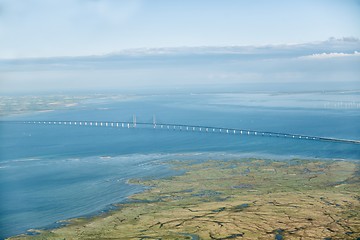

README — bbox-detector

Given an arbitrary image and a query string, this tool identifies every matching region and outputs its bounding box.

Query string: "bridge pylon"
[153,114,156,128]
[133,114,136,128]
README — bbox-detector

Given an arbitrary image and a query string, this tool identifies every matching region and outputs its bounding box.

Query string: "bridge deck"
[1,120,360,145]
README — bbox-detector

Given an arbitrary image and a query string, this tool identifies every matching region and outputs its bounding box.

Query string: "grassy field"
[10,158,360,240]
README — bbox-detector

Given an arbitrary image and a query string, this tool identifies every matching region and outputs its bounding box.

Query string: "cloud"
[328,37,360,43]
[1,38,359,94]
[299,51,360,59]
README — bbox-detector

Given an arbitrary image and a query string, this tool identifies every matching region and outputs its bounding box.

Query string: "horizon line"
[1,37,359,61]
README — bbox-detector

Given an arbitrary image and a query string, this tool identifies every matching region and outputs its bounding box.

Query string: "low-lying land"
[0,94,137,117]
[10,158,360,240]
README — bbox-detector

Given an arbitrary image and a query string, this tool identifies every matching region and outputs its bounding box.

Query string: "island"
[9,158,360,240]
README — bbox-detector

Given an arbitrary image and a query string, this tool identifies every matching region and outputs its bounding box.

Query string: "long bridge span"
[2,117,360,145]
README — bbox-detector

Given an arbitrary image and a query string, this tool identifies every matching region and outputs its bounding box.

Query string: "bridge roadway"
[2,120,360,145]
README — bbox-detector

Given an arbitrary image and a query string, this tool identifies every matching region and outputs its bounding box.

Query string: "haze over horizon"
[1,38,359,94]
[0,0,359,93]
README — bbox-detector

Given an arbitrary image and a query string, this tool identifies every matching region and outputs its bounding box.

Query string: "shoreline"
[8,157,360,240]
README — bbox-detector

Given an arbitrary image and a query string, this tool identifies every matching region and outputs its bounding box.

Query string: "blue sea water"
[0,93,359,239]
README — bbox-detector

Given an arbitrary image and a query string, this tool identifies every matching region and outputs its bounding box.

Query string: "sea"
[0,92,359,239]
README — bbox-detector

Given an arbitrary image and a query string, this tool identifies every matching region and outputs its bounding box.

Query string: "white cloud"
[300,51,360,59]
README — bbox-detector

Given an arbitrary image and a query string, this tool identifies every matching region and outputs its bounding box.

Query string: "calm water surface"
[0,93,359,239]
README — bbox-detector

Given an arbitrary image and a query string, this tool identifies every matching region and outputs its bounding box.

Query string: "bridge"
[2,116,360,145]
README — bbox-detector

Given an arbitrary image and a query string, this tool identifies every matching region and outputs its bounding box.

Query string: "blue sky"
[0,0,359,58]
[0,0,359,93]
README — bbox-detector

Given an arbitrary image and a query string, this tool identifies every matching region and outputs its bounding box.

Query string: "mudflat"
[10,158,360,240]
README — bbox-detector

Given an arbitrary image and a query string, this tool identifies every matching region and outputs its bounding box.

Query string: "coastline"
[8,157,360,240]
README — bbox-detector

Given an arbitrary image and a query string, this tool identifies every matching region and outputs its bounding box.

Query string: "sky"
[1,39,359,93]
[0,0,359,93]
[0,0,359,58]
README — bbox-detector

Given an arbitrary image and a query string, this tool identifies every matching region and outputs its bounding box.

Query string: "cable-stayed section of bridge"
[1,118,360,145]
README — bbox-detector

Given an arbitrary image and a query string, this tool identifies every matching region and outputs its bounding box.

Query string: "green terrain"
[0,94,137,116]
[10,158,360,240]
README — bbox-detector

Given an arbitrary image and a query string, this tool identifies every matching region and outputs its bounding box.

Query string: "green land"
[0,94,138,117]
[10,158,360,240]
